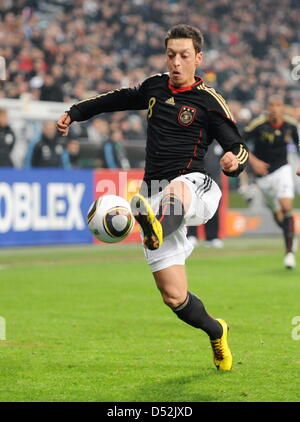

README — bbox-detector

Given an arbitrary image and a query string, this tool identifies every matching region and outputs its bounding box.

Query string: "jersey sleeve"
[67,84,149,122]
[208,111,249,177]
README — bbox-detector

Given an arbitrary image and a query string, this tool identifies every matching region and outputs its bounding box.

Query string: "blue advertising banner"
[0,168,93,247]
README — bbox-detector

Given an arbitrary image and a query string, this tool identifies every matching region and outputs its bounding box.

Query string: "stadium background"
[0,0,300,246]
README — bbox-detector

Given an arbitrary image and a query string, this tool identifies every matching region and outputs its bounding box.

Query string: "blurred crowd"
[0,0,299,168]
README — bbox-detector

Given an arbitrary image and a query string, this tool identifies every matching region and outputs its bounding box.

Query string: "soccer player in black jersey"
[57,24,249,371]
[245,96,300,269]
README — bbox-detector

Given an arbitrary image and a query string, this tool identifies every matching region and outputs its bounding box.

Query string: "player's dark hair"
[164,24,204,53]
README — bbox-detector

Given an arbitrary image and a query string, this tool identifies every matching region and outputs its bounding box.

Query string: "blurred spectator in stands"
[40,74,64,102]
[2,0,300,175]
[103,130,130,169]
[1,0,299,111]
[87,118,109,145]
[66,139,81,168]
[25,121,71,168]
[0,109,16,167]
[125,114,145,141]
[67,121,89,142]
[238,108,252,130]
[236,108,256,202]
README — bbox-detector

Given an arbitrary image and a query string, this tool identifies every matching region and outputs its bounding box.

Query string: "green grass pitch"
[0,237,299,402]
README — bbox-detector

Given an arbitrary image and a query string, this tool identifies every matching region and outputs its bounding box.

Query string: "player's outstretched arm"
[296,168,300,177]
[57,112,72,137]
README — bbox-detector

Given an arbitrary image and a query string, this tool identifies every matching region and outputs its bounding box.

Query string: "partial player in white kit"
[57,24,249,371]
[245,96,300,269]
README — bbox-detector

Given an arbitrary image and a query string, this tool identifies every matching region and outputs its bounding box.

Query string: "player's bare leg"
[153,265,232,370]
[153,265,188,308]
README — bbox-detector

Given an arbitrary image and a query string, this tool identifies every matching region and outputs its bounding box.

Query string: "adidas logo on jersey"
[165,97,175,105]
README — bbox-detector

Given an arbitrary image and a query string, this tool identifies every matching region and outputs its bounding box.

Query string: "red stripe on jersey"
[269,119,284,129]
[180,129,202,174]
[168,75,203,94]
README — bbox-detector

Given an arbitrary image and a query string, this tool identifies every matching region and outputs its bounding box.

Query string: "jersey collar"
[168,75,203,94]
[269,119,284,129]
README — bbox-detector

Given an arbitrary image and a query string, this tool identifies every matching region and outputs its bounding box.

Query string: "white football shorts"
[142,172,222,272]
[256,164,295,211]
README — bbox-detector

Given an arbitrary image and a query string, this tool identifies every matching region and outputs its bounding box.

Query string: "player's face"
[268,98,284,121]
[166,38,203,87]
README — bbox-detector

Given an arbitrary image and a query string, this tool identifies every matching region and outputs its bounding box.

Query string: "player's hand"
[296,168,300,177]
[250,157,269,176]
[220,151,239,173]
[57,112,71,136]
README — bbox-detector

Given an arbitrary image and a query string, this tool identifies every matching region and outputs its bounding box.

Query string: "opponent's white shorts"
[256,164,295,211]
[142,172,222,272]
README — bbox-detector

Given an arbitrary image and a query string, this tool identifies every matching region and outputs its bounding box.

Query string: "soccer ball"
[87,195,134,243]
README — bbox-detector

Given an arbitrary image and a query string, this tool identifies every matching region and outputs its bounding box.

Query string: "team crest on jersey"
[178,106,197,126]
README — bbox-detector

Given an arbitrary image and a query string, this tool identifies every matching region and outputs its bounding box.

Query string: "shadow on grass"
[132,369,228,402]
[256,267,299,277]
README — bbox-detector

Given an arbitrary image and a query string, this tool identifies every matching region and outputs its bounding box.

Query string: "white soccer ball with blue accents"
[87,195,134,243]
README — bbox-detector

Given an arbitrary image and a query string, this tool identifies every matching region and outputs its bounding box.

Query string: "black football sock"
[187,225,197,237]
[282,213,294,253]
[172,292,223,340]
[205,209,219,240]
[157,194,184,238]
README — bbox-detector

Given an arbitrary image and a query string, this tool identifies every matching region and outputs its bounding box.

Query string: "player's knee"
[162,293,186,309]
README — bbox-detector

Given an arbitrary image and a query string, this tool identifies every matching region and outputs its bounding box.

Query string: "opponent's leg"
[279,198,296,269]
[273,207,295,252]
[153,265,232,370]
[279,198,294,253]
[273,210,283,229]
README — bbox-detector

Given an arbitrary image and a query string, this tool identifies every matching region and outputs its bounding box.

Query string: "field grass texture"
[0,238,299,402]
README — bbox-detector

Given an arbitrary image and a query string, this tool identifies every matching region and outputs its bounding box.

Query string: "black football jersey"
[244,114,299,175]
[67,73,248,185]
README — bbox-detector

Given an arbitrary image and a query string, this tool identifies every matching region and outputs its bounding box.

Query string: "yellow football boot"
[130,194,163,250]
[210,319,232,371]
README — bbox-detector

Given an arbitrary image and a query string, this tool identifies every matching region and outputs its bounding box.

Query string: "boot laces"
[211,338,224,360]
